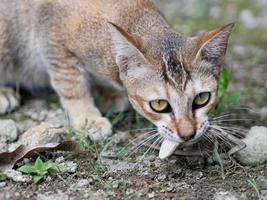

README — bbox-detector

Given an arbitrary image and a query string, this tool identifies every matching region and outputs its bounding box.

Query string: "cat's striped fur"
[0,0,233,142]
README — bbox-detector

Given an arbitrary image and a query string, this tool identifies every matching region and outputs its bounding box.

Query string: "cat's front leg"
[48,60,112,142]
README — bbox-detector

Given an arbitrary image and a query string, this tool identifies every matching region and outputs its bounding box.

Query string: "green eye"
[193,92,211,109]
[149,100,172,113]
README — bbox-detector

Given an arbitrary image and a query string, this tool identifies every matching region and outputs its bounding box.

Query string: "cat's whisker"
[231,106,259,114]
[137,135,162,163]
[127,132,158,151]
[209,126,244,148]
[117,130,157,159]
[211,126,246,155]
[210,118,252,123]
[130,127,156,132]
[203,131,216,144]
[151,137,164,154]
[210,123,249,133]
[126,132,160,158]
[210,123,247,130]
[210,124,246,132]
[125,129,157,146]
[209,125,247,138]
[212,113,237,120]
[208,127,234,147]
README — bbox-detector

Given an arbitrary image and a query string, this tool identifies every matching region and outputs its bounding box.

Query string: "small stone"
[126,188,134,195]
[157,174,167,181]
[70,179,90,191]
[261,190,267,200]
[0,191,12,200]
[37,191,69,200]
[0,120,18,152]
[45,176,52,182]
[88,177,94,184]
[8,122,66,152]
[234,126,267,165]
[0,182,6,188]
[5,170,31,183]
[55,156,65,163]
[76,179,89,188]
[214,191,238,200]
[147,192,155,199]
[64,161,77,173]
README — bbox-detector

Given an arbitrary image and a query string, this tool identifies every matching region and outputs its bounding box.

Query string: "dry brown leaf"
[0,141,86,172]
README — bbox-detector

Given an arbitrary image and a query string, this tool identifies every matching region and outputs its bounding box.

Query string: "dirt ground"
[0,0,266,199]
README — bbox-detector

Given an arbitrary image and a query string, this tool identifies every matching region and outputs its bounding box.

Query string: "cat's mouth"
[158,120,210,159]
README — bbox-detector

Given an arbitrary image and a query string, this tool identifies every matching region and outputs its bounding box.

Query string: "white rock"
[235,126,267,165]
[8,122,66,151]
[64,161,78,173]
[69,179,91,192]
[214,191,238,200]
[0,182,6,188]
[5,170,31,183]
[0,120,18,152]
[159,139,180,159]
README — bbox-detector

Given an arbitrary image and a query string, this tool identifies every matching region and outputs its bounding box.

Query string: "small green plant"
[218,67,232,100]
[135,113,146,129]
[18,157,65,184]
[214,67,241,114]
[109,179,131,193]
[0,171,7,181]
[213,148,226,180]
[115,147,129,159]
[248,179,261,199]
[111,112,125,126]
[251,54,262,67]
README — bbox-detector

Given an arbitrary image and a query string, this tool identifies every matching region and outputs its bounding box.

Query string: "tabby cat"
[0,0,233,146]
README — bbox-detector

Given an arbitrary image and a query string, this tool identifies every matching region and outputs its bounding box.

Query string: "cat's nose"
[180,134,195,142]
[177,117,196,141]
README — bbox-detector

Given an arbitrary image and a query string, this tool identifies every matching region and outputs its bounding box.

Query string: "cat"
[0,0,233,143]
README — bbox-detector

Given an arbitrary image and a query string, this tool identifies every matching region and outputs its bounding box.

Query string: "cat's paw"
[0,87,20,114]
[84,117,112,142]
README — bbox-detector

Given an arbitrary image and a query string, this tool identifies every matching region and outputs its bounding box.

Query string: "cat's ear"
[194,23,234,65]
[107,22,151,80]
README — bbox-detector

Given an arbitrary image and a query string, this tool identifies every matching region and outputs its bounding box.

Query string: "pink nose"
[178,117,196,141]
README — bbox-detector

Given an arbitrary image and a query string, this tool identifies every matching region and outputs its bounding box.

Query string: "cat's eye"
[192,92,211,109]
[149,100,172,113]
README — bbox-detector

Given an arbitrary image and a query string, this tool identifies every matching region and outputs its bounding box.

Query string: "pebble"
[5,170,31,183]
[234,126,267,165]
[0,120,18,152]
[261,190,267,200]
[70,179,90,191]
[37,191,69,200]
[147,192,155,199]
[214,191,238,200]
[0,182,6,188]
[76,179,90,188]
[8,122,66,152]
[64,161,78,173]
[157,174,167,181]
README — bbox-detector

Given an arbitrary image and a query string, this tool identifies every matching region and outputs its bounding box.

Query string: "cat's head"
[108,22,234,144]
